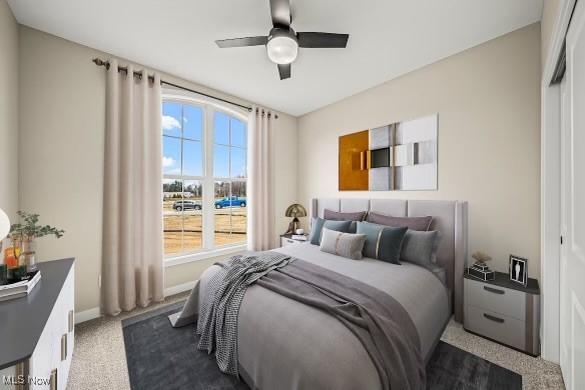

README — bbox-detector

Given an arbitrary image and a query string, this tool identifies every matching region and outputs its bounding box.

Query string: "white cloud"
[162,115,181,131]
[162,156,176,168]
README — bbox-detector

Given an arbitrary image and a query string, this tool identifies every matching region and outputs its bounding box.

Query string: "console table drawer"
[465,305,525,351]
[465,278,525,321]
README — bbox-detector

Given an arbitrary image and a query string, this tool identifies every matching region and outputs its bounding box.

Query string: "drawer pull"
[61,334,68,361]
[483,286,505,295]
[50,368,57,390]
[68,310,74,332]
[483,313,505,323]
[287,239,294,244]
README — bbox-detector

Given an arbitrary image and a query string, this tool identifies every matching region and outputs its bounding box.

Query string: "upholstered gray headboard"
[310,198,468,323]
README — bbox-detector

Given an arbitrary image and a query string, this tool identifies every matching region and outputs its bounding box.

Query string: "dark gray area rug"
[122,303,522,390]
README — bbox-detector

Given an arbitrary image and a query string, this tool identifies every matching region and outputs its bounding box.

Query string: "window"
[213,112,247,247]
[162,97,247,258]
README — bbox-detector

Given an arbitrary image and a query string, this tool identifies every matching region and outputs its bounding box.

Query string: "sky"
[162,102,247,179]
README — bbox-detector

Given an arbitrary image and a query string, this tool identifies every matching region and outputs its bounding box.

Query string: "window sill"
[164,245,247,268]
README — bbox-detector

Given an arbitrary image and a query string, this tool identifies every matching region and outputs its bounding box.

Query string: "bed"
[173,198,468,390]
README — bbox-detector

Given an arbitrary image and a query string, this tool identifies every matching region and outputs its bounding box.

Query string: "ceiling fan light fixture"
[214,0,350,80]
[267,33,298,65]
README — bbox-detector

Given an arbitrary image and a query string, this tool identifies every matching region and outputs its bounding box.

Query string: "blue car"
[215,196,247,209]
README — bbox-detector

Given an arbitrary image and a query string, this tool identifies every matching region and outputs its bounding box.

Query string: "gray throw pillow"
[323,209,367,221]
[319,228,367,260]
[309,218,352,245]
[400,230,442,267]
[356,221,408,264]
[323,209,367,233]
[366,212,433,231]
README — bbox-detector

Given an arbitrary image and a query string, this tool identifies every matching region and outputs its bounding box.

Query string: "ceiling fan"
[215,0,349,80]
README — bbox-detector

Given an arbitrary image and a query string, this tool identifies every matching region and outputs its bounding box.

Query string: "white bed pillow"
[319,228,367,260]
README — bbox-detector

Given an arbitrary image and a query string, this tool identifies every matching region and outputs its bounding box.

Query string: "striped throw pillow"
[319,228,367,260]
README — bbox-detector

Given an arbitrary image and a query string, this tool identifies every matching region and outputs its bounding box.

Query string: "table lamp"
[0,209,9,284]
[0,208,9,243]
[284,204,307,235]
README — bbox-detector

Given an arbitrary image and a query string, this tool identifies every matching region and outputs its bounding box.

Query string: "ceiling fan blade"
[269,0,291,27]
[215,36,268,48]
[297,32,349,48]
[278,63,291,80]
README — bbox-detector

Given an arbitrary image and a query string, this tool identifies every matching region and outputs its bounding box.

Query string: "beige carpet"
[67,293,564,390]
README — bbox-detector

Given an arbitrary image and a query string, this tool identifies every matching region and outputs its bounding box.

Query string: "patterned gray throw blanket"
[198,251,424,390]
[196,252,295,375]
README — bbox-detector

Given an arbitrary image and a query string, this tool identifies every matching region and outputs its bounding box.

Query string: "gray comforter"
[173,244,450,390]
[197,252,295,375]
[257,257,424,389]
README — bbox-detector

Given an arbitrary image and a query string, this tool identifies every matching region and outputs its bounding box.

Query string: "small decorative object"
[295,228,305,235]
[471,251,492,265]
[467,251,495,281]
[4,245,19,266]
[509,255,528,287]
[284,204,307,235]
[9,211,65,273]
[467,266,495,281]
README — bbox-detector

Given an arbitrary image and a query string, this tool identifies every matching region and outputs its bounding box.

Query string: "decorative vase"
[19,238,37,273]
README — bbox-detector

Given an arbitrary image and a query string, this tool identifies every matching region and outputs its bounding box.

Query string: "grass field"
[163,200,246,255]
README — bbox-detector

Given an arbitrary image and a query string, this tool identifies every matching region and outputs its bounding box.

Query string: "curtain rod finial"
[93,58,110,69]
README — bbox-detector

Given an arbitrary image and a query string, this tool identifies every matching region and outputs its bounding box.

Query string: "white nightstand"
[463,271,540,356]
[280,234,309,247]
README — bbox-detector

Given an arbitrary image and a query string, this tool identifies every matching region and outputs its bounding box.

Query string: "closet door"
[560,1,585,388]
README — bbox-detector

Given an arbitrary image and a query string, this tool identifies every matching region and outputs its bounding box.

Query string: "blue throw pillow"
[356,221,408,264]
[309,218,352,245]
[400,230,442,267]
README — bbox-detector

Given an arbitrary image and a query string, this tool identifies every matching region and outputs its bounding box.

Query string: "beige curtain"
[101,59,164,316]
[247,107,275,251]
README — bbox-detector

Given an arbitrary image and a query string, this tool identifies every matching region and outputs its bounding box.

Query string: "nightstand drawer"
[281,237,308,247]
[465,278,525,321]
[465,305,525,351]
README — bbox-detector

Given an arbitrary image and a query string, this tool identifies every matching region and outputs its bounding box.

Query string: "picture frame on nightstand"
[509,255,528,287]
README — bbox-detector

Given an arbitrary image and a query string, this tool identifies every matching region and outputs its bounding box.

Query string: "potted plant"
[9,211,65,273]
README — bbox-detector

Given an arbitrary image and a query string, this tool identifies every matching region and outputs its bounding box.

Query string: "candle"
[4,247,20,269]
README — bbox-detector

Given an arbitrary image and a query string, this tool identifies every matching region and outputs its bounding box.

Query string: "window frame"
[162,90,248,265]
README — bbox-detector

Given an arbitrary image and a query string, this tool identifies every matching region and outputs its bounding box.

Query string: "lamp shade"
[285,204,307,218]
[267,35,298,65]
[0,208,10,240]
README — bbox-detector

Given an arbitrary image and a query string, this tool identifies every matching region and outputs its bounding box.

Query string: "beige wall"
[298,23,542,279]
[0,0,19,218]
[18,26,298,312]
[541,0,563,69]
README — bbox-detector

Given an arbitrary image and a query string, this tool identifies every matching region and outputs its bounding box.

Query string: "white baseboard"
[164,280,196,297]
[74,281,196,325]
[75,307,101,324]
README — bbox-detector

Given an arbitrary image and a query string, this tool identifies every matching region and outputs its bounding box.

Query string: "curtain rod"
[92,58,278,119]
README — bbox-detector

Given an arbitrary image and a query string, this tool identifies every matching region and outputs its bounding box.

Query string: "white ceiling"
[7,0,543,116]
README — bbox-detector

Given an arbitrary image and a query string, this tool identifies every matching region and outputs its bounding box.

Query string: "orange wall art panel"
[338,130,369,191]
